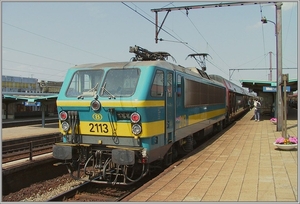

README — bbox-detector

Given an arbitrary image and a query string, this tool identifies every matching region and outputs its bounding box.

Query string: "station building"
[2,75,62,119]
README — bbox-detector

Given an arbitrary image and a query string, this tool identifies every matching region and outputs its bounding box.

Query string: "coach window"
[177,74,182,97]
[151,70,164,97]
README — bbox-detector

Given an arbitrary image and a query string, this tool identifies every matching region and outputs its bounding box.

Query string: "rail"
[2,135,62,163]
[47,181,137,201]
[2,117,58,128]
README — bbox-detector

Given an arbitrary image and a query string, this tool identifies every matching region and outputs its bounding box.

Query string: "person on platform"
[253,99,261,121]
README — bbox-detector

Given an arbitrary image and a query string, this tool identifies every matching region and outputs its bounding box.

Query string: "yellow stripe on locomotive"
[58,120,165,137]
[188,108,227,125]
[57,100,165,107]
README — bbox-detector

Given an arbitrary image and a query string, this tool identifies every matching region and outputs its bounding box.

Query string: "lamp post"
[261,17,276,35]
[261,2,283,131]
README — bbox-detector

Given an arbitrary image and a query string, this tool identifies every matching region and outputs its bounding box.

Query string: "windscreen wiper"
[100,82,116,99]
[77,83,99,99]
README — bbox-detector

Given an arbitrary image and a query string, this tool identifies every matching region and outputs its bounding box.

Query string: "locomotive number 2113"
[89,123,109,133]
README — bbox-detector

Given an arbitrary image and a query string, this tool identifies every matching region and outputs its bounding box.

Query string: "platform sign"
[263,86,290,92]
[23,101,41,106]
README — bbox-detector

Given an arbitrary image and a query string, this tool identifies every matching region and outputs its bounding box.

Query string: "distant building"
[2,75,62,93]
[2,75,39,92]
[2,75,62,119]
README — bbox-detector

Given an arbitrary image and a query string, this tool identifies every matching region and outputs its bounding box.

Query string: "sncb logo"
[92,113,102,120]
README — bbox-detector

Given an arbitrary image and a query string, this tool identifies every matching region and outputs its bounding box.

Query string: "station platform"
[2,123,59,141]
[123,108,298,202]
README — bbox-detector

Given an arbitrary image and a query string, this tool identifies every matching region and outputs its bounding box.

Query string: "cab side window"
[151,70,164,97]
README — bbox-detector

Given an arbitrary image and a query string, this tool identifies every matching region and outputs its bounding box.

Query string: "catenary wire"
[3,22,116,62]
[122,2,198,54]
[3,46,75,66]
[2,59,66,79]
[2,66,66,80]
[130,2,188,46]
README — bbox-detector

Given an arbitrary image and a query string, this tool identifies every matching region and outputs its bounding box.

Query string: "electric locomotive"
[53,45,227,185]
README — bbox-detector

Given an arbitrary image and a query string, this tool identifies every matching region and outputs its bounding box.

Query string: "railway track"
[2,134,62,163]
[47,182,135,202]
[2,117,58,128]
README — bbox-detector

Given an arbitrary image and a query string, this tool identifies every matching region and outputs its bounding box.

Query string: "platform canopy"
[240,79,298,94]
[2,92,58,127]
[2,92,58,102]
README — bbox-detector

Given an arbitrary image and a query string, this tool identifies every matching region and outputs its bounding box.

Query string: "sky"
[1,1,298,87]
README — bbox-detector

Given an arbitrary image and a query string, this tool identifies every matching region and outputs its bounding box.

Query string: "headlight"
[91,100,101,111]
[61,121,70,132]
[132,124,142,135]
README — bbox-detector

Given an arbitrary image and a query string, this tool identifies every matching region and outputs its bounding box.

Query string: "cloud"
[246,21,262,31]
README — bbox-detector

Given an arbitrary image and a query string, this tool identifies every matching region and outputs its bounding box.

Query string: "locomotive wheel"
[177,135,193,155]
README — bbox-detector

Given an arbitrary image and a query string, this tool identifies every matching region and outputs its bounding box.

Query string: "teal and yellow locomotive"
[53,45,228,185]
